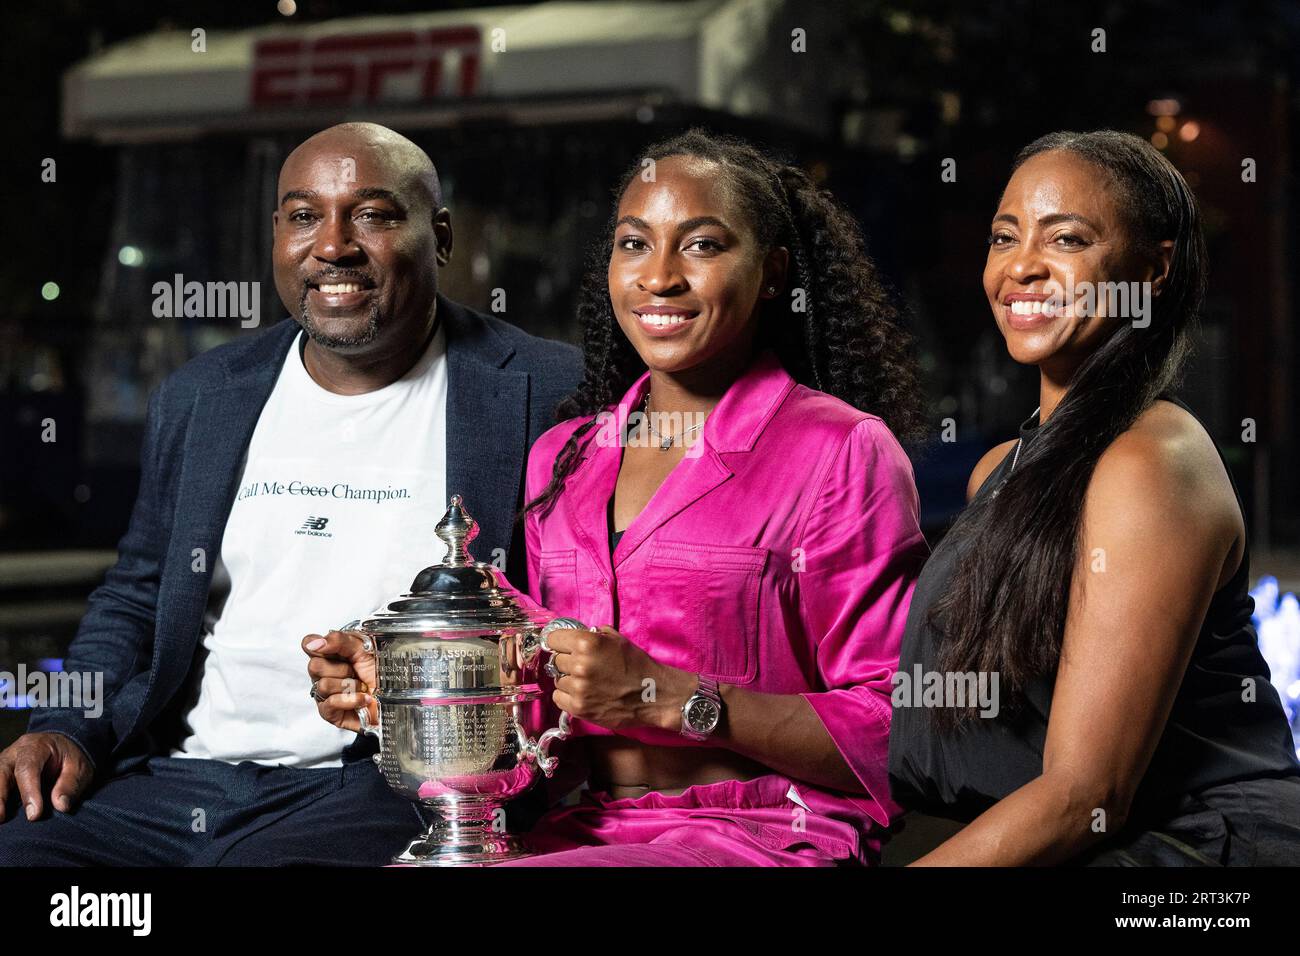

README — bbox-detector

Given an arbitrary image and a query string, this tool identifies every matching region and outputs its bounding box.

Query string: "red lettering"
[250,27,482,109]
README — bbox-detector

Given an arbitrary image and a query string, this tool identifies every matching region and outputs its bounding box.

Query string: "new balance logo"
[296,516,333,538]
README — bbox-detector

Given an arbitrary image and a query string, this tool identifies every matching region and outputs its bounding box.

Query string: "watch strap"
[680,674,722,740]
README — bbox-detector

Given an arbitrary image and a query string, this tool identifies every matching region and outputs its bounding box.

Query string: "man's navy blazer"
[28,293,582,777]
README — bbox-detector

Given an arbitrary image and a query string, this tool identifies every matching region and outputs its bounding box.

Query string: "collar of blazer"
[576,346,796,465]
[565,348,798,569]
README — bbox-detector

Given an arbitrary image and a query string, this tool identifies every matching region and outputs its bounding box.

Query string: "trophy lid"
[358,495,542,635]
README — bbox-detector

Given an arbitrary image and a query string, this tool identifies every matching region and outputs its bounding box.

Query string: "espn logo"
[251,28,482,108]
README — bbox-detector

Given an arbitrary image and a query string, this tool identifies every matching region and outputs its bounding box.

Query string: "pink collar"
[588,348,797,458]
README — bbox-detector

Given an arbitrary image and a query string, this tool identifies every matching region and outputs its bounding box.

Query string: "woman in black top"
[888,130,1300,865]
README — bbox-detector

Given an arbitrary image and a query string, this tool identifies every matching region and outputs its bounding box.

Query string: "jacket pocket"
[538,549,581,619]
[644,539,767,684]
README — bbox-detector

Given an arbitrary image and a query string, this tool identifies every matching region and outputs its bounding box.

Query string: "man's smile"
[303,272,378,311]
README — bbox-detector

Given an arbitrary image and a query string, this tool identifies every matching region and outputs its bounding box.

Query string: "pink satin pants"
[496,774,868,867]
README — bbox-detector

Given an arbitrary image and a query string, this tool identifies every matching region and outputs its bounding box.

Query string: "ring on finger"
[545,659,565,680]
[309,679,326,702]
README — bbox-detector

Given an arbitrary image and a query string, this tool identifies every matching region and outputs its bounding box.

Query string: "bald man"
[0,124,582,865]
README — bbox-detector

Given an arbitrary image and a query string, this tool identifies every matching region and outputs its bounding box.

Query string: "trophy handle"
[518,617,589,777]
[357,699,383,755]
[337,619,382,756]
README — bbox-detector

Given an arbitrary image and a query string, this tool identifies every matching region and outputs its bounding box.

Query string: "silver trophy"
[347,494,587,866]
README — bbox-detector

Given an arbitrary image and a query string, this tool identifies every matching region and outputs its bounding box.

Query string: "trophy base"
[393,805,536,866]
[393,834,533,867]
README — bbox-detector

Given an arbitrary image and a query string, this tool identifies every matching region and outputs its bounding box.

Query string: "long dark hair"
[929,130,1208,729]
[518,127,925,522]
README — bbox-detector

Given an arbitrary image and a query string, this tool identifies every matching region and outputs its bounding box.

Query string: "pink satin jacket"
[516,348,927,859]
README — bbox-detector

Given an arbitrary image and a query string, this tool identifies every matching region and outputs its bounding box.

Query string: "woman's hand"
[545,625,694,732]
[302,629,377,733]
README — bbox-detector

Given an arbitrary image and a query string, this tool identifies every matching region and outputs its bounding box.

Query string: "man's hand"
[303,629,377,733]
[0,732,93,822]
[546,625,693,732]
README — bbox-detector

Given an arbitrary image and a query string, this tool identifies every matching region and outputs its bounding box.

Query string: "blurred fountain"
[1251,575,1300,757]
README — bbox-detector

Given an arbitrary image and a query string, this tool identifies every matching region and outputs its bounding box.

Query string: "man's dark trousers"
[0,739,422,866]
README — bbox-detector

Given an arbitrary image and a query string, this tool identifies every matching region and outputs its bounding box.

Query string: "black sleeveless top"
[888,397,1300,824]
[608,497,625,553]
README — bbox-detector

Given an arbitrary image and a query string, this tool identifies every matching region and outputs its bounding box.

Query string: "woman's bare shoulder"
[1088,400,1243,582]
[1100,400,1236,503]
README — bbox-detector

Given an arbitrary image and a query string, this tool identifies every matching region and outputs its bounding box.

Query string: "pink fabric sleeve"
[511,432,593,806]
[523,477,545,609]
[520,420,579,608]
[487,428,561,614]
[795,417,928,828]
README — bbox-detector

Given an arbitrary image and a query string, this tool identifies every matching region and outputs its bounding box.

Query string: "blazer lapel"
[611,447,734,568]
[577,350,795,570]
[127,320,298,744]
[563,436,621,579]
[441,294,528,566]
[561,370,737,571]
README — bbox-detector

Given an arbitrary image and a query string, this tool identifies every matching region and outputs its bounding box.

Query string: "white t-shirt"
[171,324,448,768]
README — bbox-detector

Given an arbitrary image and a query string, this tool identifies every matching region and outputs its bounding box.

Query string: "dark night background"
[2,1,1298,760]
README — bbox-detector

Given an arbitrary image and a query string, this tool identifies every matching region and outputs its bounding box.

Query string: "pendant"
[659,436,674,451]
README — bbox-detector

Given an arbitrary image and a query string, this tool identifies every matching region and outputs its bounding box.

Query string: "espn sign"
[251,27,482,108]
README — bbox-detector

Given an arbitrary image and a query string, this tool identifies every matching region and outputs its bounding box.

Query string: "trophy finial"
[435,494,478,567]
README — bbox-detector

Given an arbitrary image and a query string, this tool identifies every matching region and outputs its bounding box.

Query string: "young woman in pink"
[313,129,928,865]
[491,129,928,866]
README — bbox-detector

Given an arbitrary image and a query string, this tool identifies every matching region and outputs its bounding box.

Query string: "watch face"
[686,696,720,732]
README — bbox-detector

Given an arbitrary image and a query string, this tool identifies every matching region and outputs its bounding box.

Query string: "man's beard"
[297,290,382,349]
